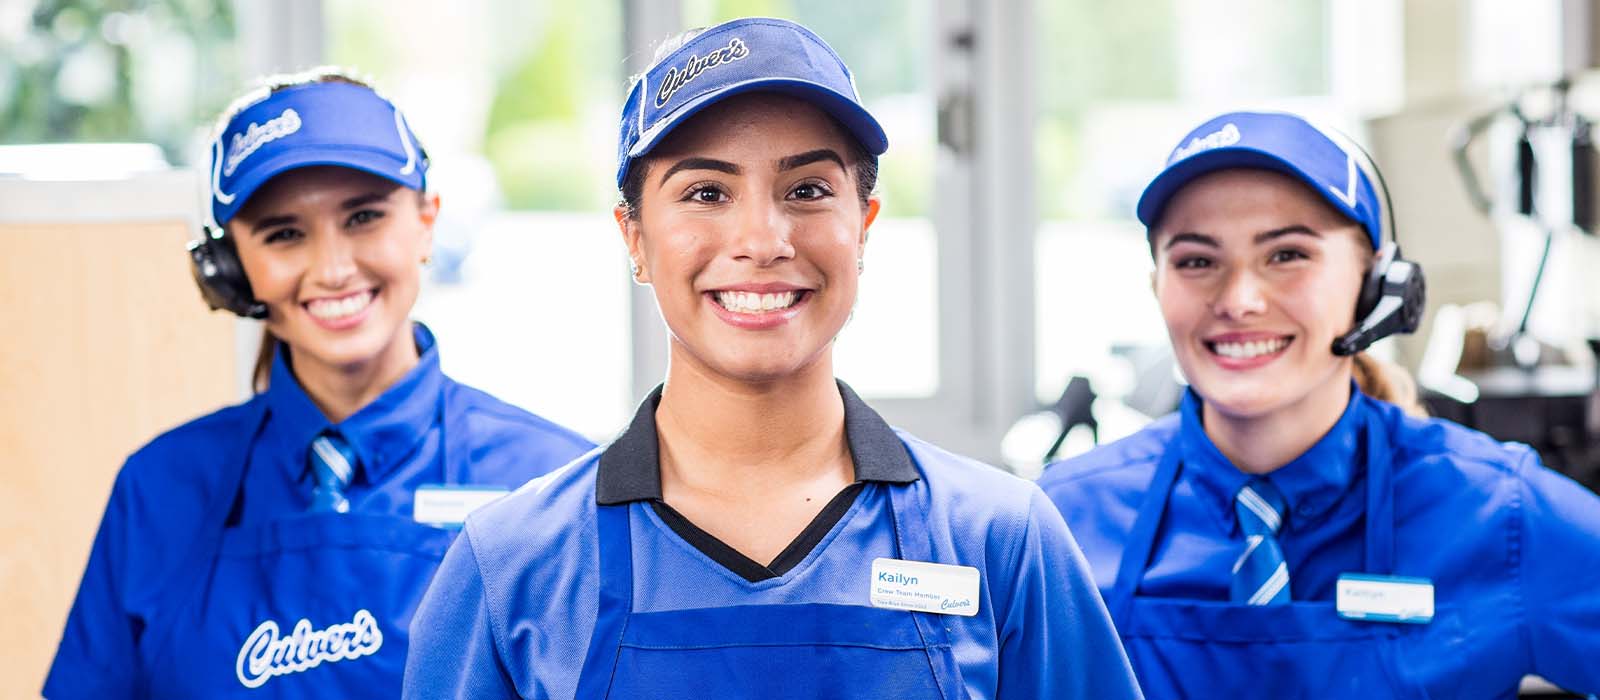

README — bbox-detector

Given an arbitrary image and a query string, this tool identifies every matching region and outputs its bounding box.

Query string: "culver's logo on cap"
[655,37,751,108]
[1169,122,1241,163]
[223,108,303,177]
[235,609,383,688]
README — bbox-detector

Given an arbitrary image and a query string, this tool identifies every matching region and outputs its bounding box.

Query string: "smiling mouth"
[304,289,376,321]
[1205,336,1293,360]
[710,290,808,314]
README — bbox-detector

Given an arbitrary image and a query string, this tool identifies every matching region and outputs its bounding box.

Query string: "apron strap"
[1108,442,1184,624]
[886,477,963,700]
[1360,410,1396,575]
[574,501,634,699]
[437,382,469,486]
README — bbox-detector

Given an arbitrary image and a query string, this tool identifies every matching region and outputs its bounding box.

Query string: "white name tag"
[869,558,980,617]
[413,485,509,527]
[1336,573,1434,624]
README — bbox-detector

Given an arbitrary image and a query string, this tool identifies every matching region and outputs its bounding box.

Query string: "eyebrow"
[1161,225,1322,250]
[660,157,740,183]
[778,149,846,172]
[247,191,391,235]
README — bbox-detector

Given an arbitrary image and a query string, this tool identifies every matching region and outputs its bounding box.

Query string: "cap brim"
[1136,147,1344,229]
[629,77,889,163]
[216,147,420,224]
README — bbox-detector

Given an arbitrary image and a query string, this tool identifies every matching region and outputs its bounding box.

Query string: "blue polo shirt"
[1037,387,1600,697]
[404,383,1143,699]
[44,322,594,698]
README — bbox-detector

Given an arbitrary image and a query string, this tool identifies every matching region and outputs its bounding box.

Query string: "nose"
[1211,267,1267,320]
[308,225,357,290]
[730,197,795,267]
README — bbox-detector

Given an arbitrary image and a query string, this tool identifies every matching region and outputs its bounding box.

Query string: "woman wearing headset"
[404,18,1141,700]
[1037,111,1600,697]
[43,69,594,698]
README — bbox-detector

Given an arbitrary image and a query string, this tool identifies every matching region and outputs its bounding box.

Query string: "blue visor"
[616,17,888,188]
[1136,111,1385,250]
[210,81,427,225]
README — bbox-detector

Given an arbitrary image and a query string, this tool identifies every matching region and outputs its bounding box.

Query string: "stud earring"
[629,261,641,280]
[422,253,433,266]
[857,257,864,274]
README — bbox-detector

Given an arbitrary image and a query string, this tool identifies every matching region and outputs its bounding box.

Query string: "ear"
[860,195,882,249]
[615,204,650,284]
[417,192,441,256]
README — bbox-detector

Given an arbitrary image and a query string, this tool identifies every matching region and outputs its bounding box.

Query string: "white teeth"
[715,290,798,314]
[1213,337,1289,359]
[307,291,373,320]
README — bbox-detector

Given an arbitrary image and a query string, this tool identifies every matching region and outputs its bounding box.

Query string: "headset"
[189,222,268,320]
[1323,128,1428,357]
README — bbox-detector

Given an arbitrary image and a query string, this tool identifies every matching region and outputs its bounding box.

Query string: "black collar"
[595,380,919,505]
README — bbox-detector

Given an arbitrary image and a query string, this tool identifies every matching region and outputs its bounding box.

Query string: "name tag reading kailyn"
[413,485,510,527]
[1336,573,1434,624]
[869,557,980,617]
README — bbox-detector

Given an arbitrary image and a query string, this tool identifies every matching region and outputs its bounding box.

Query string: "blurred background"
[6,0,1600,696]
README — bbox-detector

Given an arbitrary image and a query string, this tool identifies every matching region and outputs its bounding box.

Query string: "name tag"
[413,485,510,527]
[1336,573,1434,624]
[869,558,980,617]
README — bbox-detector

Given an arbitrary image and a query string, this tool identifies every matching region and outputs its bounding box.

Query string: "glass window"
[684,0,940,397]
[326,0,630,437]
[0,0,239,164]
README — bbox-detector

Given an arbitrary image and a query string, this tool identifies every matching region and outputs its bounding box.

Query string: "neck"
[1201,371,1353,475]
[291,323,420,423]
[655,345,851,501]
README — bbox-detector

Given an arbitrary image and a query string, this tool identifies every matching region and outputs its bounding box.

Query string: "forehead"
[237,166,402,218]
[1154,168,1353,239]
[648,92,855,163]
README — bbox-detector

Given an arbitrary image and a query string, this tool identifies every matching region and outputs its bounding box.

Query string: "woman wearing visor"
[405,18,1140,700]
[43,69,593,698]
[1037,111,1600,697]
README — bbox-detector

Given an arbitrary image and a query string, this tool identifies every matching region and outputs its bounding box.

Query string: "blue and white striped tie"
[1232,478,1291,605]
[308,432,357,513]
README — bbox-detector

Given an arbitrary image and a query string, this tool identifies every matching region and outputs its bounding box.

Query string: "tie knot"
[1234,478,1286,536]
[310,431,358,491]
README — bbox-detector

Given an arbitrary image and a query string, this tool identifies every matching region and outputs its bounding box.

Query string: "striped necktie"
[308,431,357,513]
[1231,477,1291,605]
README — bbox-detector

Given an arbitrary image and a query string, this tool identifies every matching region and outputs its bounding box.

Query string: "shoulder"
[118,396,265,498]
[443,379,595,483]
[1367,396,1538,489]
[897,430,1042,517]
[1036,414,1175,501]
[461,446,604,588]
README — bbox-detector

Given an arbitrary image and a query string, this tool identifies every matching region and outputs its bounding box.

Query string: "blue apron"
[1107,411,1434,698]
[137,386,468,698]
[574,479,967,699]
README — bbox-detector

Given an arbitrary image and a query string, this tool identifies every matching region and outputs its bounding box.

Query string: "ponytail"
[252,328,278,393]
[1352,352,1427,418]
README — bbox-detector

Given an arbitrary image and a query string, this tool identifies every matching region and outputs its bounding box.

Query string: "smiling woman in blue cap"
[1037,111,1600,697]
[42,68,594,699]
[403,18,1141,700]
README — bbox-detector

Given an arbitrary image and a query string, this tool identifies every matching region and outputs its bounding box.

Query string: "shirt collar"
[262,322,444,483]
[595,379,919,505]
[1178,381,1366,532]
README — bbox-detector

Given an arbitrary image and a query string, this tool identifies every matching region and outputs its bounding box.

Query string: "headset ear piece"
[189,229,267,319]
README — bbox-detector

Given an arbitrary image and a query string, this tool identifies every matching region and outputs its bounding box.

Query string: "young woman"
[404,18,1140,699]
[43,69,594,698]
[1038,110,1600,697]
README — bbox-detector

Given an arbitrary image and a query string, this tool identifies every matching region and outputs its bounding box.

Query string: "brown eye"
[683,184,729,204]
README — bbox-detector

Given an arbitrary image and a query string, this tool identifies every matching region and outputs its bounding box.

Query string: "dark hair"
[224,67,381,393]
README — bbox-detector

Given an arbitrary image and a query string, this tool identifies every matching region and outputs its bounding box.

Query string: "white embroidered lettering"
[235,609,384,689]
[654,37,750,108]
[1169,122,1241,163]
[223,108,303,177]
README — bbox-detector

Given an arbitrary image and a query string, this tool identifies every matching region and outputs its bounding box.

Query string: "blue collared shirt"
[1038,386,1600,697]
[44,322,594,699]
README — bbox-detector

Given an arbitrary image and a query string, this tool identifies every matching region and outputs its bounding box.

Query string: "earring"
[629,261,641,280]
[422,253,433,266]
[857,257,864,274]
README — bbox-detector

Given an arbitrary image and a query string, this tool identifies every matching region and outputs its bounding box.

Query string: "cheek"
[237,248,298,301]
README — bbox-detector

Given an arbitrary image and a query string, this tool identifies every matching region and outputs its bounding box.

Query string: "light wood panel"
[0,219,236,699]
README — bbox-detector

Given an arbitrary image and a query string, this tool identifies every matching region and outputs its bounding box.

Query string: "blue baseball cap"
[209,80,427,225]
[1135,111,1385,249]
[615,17,888,188]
